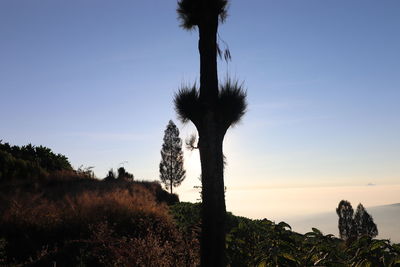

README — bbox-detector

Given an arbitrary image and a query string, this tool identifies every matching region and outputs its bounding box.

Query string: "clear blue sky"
[1,0,399,218]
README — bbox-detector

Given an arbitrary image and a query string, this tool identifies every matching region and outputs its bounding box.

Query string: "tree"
[354,203,378,238]
[174,0,247,265]
[336,200,356,241]
[117,167,134,181]
[159,120,186,194]
[336,200,379,242]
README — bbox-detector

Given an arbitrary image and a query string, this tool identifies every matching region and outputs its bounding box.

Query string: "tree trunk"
[197,7,227,267]
[198,119,226,266]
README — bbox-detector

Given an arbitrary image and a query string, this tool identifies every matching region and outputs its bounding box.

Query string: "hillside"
[0,173,195,266]
[1,176,400,266]
[1,143,399,266]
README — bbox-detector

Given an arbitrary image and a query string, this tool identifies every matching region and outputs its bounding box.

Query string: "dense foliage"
[354,203,379,239]
[337,200,378,242]
[172,202,400,267]
[0,141,72,181]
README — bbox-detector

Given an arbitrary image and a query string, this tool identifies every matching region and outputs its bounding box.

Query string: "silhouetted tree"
[117,167,134,181]
[337,200,379,243]
[336,200,356,241]
[174,0,247,265]
[159,120,186,194]
[354,203,378,238]
[104,169,116,181]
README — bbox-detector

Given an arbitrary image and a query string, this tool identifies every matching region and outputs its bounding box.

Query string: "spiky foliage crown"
[177,0,229,30]
[174,79,247,130]
[174,84,201,125]
[218,79,247,128]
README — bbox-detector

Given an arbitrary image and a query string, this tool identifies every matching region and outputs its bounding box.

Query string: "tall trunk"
[197,7,227,267]
[198,119,226,266]
[198,13,218,103]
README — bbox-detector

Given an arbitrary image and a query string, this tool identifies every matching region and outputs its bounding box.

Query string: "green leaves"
[170,202,400,266]
[227,218,400,266]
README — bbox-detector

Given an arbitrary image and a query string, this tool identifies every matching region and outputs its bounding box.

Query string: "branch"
[185,133,198,150]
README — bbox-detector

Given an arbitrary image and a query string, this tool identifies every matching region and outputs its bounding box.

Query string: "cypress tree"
[159,120,186,194]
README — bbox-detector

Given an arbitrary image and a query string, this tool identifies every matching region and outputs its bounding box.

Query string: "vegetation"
[0,142,398,266]
[172,202,400,267]
[337,200,356,241]
[104,167,134,182]
[0,141,72,181]
[175,0,247,265]
[159,120,186,194]
[354,203,379,239]
[117,167,134,181]
[337,200,378,242]
[0,169,191,266]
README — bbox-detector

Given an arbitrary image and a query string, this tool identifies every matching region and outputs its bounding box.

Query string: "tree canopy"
[337,200,378,242]
[0,141,72,181]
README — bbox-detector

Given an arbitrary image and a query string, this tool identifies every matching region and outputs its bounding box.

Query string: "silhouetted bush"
[0,142,72,181]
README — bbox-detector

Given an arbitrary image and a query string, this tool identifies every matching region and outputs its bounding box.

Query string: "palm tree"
[174,0,247,266]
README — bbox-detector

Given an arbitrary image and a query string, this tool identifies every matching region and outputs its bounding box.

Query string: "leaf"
[281,252,298,263]
[278,221,292,230]
[312,228,323,236]
[355,259,372,267]
[370,240,387,251]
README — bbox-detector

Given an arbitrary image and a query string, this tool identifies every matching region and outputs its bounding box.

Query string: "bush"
[0,142,73,181]
[0,182,198,266]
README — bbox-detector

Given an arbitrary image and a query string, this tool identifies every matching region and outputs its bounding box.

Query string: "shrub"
[0,182,198,266]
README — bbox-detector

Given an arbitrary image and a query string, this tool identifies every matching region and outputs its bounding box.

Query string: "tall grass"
[0,178,198,266]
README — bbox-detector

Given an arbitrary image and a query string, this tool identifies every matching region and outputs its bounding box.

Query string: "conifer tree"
[159,120,186,194]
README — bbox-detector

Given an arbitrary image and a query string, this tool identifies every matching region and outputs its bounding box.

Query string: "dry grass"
[0,179,198,266]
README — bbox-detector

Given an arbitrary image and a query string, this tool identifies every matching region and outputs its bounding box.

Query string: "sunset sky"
[1,0,399,221]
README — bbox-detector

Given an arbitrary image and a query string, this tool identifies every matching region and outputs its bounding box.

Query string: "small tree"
[354,203,378,238]
[104,169,116,181]
[336,200,356,241]
[117,167,134,181]
[337,200,379,242]
[159,120,186,194]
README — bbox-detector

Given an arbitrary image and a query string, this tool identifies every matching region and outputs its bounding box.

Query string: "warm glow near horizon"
[177,182,400,220]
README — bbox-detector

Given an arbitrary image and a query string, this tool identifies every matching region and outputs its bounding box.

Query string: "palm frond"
[177,0,229,30]
[174,84,202,125]
[218,78,247,127]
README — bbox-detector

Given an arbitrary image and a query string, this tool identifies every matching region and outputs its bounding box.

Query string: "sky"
[1,0,399,222]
